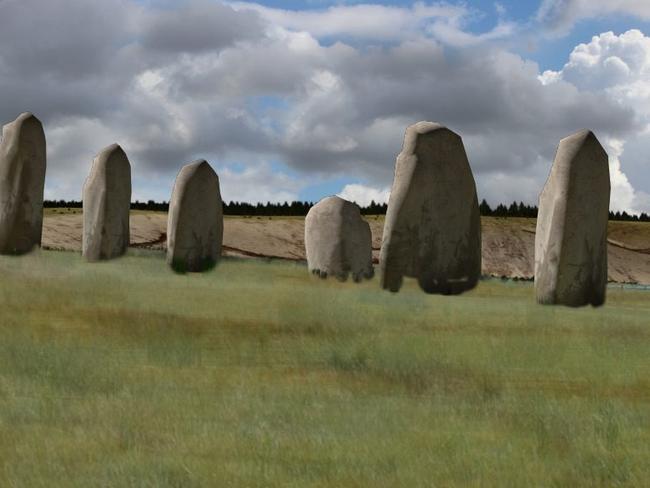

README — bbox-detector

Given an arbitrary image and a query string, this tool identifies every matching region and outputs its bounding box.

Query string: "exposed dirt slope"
[41,211,650,284]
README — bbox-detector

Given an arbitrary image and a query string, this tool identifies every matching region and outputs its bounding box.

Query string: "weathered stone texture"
[379,121,481,294]
[535,130,610,307]
[166,160,223,272]
[82,144,132,261]
[305,195,374,281]
[0,112,46,254]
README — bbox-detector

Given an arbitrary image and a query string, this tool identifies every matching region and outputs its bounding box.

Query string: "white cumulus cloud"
[338,184,390,207]
[541,30,650,213]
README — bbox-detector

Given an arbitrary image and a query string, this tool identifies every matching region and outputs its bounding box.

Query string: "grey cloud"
[162,41,319,99]
[267,40,638,206]
[536,0,650,36]
[535,0,579,35]
[0,0,146,126]
[100,74,275,174]
[0,0,267,124]
[0,0,270,160]
[125,107,275,174]
[0,0,137,80]
[140,0,264,54]
[1,0,648,212]
[339,46,636,137]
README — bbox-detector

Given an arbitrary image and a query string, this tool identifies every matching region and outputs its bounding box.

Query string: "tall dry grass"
[0,249,649,486]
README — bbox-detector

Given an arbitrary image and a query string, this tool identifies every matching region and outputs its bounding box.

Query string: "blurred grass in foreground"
[0,249,649,487]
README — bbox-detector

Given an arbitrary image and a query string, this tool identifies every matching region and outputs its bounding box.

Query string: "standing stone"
[305,195,374,282]
[82,144,132,261]
[535,130,610,307]
[0,112,46,254]
[380,121,481,294]
[167,160,223,272]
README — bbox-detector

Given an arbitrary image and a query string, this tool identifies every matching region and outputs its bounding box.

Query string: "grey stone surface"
[379,121,481,294]
[82,143,132,261]
[535,130,610,307]
[0,112,46,254]
[304,195,374,282]
[167,160,223,272]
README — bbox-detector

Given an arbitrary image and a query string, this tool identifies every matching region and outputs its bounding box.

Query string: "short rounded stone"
[304,195,374,282]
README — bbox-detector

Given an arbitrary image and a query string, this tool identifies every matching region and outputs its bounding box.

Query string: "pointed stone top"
[93,143,129,168]
[186,159,211,170]
[96,143,126,159]
[16,112,37,121]
[560,129,597,144]
[102,142,123,153]
[8,112,42,131]
[401,121,460,154]
[408,121,447,135]
[557,129,607,163]
[176,159,218,181]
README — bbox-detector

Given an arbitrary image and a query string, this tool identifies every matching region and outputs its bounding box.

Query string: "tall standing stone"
[380,121,481,294]
[305,195,374,282]
[82,144,132,261]
[167,160,223,272]
[535,130,610,307]
[0,112,46,254]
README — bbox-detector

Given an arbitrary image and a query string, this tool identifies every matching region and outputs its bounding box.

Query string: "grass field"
[1,250,649,487]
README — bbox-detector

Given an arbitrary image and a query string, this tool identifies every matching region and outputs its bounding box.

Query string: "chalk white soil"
[41,211,650,284]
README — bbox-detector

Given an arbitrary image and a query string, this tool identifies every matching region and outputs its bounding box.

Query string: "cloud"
[229,1,469,41]
[141,0,264,53]
[537,0,650,36]
[426,15,517,47]
[0,0,139,81]
[603,137,637,212]
[218,162,304,203]
[541,30,650,213]
[338,183,390,207]
[270,36,638,207]
[1,1,649,213]
[230,1,517,47]
[44,117,123,201]
[541,30,650,91]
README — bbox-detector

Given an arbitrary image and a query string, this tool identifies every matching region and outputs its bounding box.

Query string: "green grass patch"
[0,250,649,487]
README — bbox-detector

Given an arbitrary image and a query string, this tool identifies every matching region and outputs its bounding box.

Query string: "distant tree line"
[43,198,650,222]
[44,199,83,209]
[608,210,650,222]
[223,201,313,216]
[479,200,538,218]
[477,199,650,222]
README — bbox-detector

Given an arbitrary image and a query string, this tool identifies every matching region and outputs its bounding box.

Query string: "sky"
[1,0,649,213]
